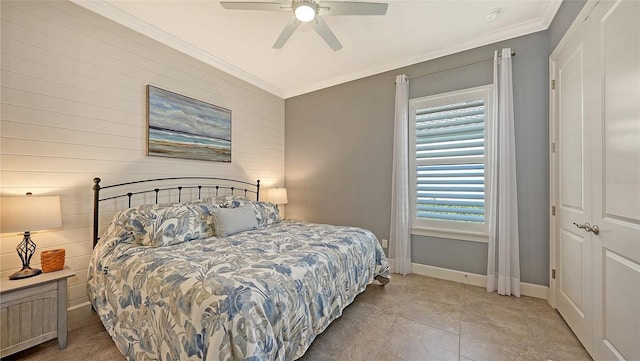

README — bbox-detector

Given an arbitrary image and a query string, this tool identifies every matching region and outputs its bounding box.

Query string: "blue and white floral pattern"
[112,203,215,247]
[223,200,281,227]
[88,220,390,361]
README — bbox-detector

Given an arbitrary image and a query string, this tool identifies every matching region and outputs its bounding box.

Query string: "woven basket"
[41,249,65,273]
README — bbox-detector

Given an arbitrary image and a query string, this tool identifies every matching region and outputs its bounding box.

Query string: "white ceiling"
[73,0,562,98]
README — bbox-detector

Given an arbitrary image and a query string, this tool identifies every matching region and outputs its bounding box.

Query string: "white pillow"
[211,204,258,237]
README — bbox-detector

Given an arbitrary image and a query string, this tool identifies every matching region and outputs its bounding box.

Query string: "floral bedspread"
[88,220,390,361]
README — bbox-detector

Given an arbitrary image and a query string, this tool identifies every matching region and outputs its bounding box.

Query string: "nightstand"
[0,266,75,357]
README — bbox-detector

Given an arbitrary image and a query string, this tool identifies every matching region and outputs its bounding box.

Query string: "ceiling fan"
[220,0,388,51]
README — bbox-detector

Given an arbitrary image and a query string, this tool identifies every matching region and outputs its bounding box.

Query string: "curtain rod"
[408,49,516,80]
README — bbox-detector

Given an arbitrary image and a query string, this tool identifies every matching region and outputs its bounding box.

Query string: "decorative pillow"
[188,203,220,237]
[218,199,281,227]
[220,198,247,208]
[210,204,258,237]
[250,201,282,227]
[113,203,215,247]
[194,201,222,215]
[212,194,248,204]
[113,205,173,243]
[139,205,198,246]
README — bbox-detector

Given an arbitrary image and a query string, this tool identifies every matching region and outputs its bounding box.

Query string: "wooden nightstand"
[0,266,75,357]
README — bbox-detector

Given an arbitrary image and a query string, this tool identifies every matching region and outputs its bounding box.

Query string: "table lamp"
[268,187,288,218]
[268,188,288,205]
[1,193,62,280]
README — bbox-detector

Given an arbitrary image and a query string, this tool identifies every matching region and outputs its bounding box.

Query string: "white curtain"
[487,48,521,296]
[390,74,411,275]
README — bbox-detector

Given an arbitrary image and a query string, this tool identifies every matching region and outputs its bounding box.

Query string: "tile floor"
[2,274,592,361]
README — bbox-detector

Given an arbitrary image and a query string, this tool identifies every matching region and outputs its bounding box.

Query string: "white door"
[591,1,640,360]
[552,1,640,360]
[552,13,595,353]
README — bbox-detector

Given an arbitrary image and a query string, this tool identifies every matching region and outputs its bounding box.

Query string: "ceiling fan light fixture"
[293,0,317,22]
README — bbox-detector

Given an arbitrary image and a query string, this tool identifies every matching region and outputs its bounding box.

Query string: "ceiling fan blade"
[319,2,388,16]
[310,16,342,51]
[220,2,291,12]
[273,16,301,49]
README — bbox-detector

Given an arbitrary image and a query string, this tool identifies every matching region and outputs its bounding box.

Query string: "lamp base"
[9,267,42,280]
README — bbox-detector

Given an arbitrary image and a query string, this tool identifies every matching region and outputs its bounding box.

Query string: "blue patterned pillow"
[212,194,248,204]
[114,203,215,247]
[113,204,173,243]
[251,201,282,227]
[143,205,207,246]
[219,199,281,227]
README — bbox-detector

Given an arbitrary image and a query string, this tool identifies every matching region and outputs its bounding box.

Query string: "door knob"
[573,222,600,235]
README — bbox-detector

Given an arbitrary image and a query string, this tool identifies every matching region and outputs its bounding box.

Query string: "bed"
[87,177,390,361]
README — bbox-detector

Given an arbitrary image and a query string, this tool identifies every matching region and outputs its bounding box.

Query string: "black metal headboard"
[92,177,260,248]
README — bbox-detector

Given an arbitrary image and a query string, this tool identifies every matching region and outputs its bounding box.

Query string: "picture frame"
[146,85,231,162]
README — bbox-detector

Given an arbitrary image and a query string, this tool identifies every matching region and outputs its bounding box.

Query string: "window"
[409,85,493,242]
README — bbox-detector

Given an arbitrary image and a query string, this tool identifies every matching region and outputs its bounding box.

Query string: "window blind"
[414,100,486,224]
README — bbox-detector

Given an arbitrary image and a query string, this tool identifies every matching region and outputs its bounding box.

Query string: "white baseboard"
[410,263,549,300]
[519,282,549,300]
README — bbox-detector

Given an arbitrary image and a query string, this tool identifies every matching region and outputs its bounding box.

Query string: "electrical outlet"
[381,239,388,248]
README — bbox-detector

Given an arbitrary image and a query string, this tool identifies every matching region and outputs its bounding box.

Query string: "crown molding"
[71,0,285,98]
[539,0,564,28]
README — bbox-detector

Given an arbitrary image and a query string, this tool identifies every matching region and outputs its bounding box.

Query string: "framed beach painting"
[146,85,231,162]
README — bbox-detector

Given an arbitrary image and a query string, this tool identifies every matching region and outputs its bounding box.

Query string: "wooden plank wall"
[0,1,285,310]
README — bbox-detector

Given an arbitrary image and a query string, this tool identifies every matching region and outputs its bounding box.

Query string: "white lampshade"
[268,188,288,205]
[1,194,62,233]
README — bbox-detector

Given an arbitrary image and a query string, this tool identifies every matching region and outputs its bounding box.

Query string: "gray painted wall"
[549,0,587,52]
[408,32,550,282]
[285,3,585,286]
[285,75,395,240]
